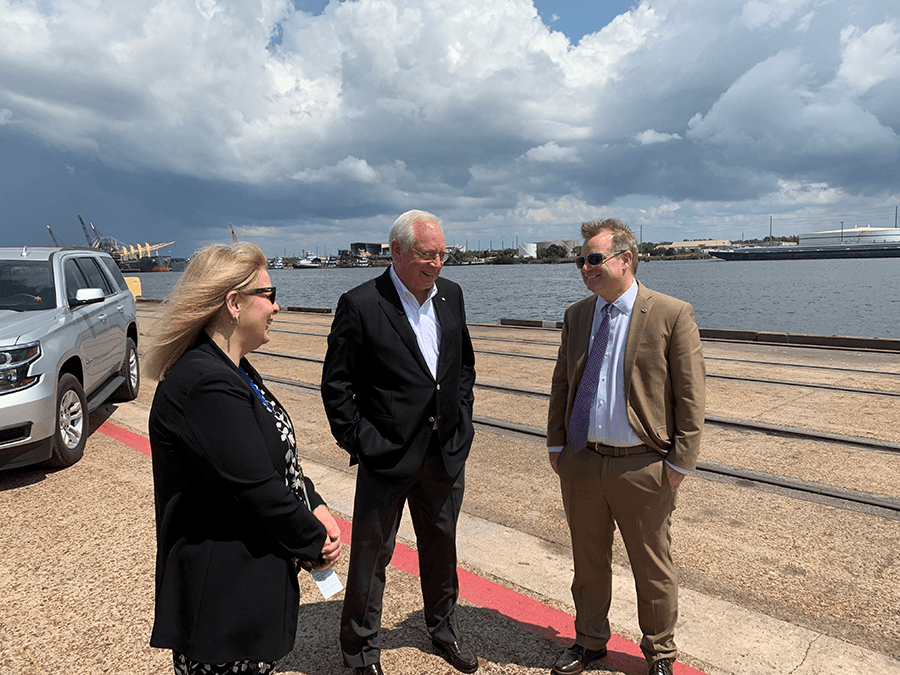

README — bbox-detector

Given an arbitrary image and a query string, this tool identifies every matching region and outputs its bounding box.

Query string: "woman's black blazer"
[149,332,327,663]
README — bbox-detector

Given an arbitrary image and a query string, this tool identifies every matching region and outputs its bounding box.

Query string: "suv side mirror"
[70,288,105,307]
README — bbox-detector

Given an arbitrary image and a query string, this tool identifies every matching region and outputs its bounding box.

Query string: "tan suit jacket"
[547,280,706,471]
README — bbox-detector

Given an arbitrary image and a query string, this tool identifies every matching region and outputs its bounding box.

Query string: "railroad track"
[135,309,900,519]
[239,323,900,386]
[252,346,900,399]
[257,373,900,521]
[257,369,900,455]
[139,309,900,371]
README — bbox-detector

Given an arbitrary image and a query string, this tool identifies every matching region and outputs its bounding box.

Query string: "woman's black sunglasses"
[244,286,277,304]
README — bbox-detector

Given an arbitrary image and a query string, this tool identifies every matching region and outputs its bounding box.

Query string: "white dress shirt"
[389,265,441,379]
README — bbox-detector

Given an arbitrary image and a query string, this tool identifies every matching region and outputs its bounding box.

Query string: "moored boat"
[117,255,171,272]
[713,227,900,260]
[293,258,320,269]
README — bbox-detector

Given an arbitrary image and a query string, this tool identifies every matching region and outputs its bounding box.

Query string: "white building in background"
[517,242,537,258]
[800,226,900,246]
[537,240,580,256]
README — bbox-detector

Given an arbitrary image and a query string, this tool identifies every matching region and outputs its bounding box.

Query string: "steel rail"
[254,348,900,399]
[259,372,900,456]
[703,355,900,378]
[257,373,900,519]
[467,417,899,519]
[261,323,900,376]
[262,325,900,381]
[171,322,900,378]
[142,307,900,353]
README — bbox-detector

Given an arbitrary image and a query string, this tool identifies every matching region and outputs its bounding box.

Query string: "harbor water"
[135,257,900,339]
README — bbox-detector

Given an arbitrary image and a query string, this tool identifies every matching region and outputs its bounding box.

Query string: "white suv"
[0,247,139,470]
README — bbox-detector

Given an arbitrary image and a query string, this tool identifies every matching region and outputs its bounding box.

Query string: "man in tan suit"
[547,218,705,675]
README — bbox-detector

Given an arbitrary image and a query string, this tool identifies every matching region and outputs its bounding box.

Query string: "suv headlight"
[0,342,41,394]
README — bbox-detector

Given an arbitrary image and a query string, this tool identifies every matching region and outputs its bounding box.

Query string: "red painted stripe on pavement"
[97,421,151,456]
[100,421,705,675]
[335,514,702,675]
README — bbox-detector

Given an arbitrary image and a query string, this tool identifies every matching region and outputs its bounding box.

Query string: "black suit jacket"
[149,333,327,663]
[321,269,476,481]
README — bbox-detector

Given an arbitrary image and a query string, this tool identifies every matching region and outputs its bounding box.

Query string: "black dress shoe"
[352,664,384,675]
[552,643,608,675]
[431,636,479,673]
[647,659,673,675]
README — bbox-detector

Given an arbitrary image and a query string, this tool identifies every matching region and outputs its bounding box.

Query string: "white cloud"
[739,0,813,31]
[523,141,581,162]
[770,180,843,205]
[795,11,815,33]
[1,0,899,255]
[634,129,681,145]
[685,49,900,162]
[838,22,900,92]
[291,156,379,183]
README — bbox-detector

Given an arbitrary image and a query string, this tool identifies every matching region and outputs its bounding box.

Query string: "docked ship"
[713,226,900,261]
[117,255,171,272]
[292,258,321,269]
[49,216,175,272]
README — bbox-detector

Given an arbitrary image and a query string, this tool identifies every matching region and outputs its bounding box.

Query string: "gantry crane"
[73,215,173,262]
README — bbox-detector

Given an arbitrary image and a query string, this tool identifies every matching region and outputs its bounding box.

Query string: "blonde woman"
[145,242,341,674]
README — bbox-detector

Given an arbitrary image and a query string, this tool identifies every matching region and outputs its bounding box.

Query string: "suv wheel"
[112,338,140,402]
[46,373,88,468]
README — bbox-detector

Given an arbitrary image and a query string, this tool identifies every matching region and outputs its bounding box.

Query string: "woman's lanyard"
[237,366,274,413]
[236,365,312,508]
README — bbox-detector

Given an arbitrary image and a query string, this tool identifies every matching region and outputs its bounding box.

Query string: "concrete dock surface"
[2,311,899,675]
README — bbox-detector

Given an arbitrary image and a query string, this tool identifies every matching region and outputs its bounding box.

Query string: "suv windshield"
[0,261,57,311]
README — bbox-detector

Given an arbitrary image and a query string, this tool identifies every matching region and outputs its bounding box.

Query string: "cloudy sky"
[2,0,899,258]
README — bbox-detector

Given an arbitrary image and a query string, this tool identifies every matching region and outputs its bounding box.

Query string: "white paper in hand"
[311,568,343,599]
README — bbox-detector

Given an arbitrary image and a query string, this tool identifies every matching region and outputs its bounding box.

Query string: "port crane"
[69,215,174,262]
[46,225,66,246]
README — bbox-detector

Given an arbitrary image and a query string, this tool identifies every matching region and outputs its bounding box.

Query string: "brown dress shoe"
[352,664,384,675]
[552,643,608,675]
[431,636,479,673]
[648,658,674,675]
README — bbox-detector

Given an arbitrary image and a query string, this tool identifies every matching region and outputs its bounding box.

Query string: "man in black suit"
[321,210,478,675]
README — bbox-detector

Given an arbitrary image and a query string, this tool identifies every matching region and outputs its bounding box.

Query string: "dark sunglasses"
[575,250,627,268]
[244,286,277,304]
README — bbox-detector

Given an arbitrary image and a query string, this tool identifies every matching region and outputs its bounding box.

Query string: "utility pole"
[769,216,773,245]
[840,221,844,242]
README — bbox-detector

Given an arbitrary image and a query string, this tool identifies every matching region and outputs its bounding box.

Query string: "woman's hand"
[311,505,342,570]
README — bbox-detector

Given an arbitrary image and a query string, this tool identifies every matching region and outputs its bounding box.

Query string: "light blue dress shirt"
[549,280,685,473]
[584,280,643,447]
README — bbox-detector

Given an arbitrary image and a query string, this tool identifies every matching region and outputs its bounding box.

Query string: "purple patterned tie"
[567,303,612,452]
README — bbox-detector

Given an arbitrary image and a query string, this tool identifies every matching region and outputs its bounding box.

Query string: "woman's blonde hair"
[143,242,268,380]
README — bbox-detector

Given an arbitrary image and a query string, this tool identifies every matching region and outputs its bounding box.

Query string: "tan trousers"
[558,447,678,664]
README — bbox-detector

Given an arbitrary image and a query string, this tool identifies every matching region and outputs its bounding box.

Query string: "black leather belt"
[585,442,649,457]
